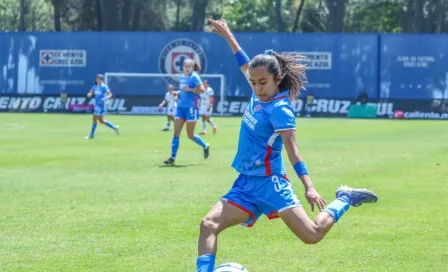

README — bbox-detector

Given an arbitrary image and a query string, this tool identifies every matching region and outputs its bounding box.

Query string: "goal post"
[104,72,226,116]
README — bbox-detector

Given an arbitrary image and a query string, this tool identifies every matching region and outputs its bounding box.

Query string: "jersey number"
[271,176,282,192]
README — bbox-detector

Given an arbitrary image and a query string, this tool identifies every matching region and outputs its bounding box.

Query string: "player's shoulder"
[271,91,293,108]
[191,71,202,80]
[270,92,295,116]
[101,83,109,89]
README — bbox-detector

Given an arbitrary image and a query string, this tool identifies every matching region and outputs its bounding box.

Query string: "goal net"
[104,72,225,116]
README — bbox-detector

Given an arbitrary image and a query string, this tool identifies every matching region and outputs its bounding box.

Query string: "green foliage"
[0,0,446,33]
[0,0,20,31]
[346,0,405,33]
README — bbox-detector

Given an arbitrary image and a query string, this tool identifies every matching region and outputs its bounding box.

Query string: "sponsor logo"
[217,98,393,117]
[39,50,87,67]
[130,106,165,115]
[158,39,207,85]
[402,111,448,120]
[0,96,126,112]
[282,51,332,70]
[394,110,404,119]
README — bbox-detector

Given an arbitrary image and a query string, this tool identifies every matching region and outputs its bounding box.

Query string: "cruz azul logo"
[158,39,207,85]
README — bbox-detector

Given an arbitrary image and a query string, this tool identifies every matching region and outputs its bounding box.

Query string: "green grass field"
[1,114,447,272]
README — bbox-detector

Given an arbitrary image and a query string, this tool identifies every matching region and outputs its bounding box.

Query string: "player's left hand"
[305,186,327,212]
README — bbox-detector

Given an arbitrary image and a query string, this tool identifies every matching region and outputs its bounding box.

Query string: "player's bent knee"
[301,235,321,245]
[294,228,323,245]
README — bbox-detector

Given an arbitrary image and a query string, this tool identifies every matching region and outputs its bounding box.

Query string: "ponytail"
[193,62,201,72]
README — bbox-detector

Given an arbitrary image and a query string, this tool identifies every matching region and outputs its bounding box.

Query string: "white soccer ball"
[213,262,248,272]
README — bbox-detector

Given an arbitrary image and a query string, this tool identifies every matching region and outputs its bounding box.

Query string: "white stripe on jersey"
[267,133,280,146]
[164,92,177,108]
[199,87,214,108]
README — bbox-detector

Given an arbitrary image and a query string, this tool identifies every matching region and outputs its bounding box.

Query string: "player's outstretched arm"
[280,129,327,212]
[87,90,93,98]
[106,90,113,99]
[208,18,249,79]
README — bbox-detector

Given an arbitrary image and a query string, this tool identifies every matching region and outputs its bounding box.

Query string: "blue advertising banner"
[0,32,378,99]
[380,34,448,100]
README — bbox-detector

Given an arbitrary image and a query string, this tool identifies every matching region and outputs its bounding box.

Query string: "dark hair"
[184,59,201,72]
[249,50,307,99]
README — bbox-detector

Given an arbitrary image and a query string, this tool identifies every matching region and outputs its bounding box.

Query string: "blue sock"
[89,123,97,136]
[167,121,171,128]
[196,254,215,272]
[171,136,180,159]
[193,134,207,148]
[105,120,116,130]
[323,194,351,222]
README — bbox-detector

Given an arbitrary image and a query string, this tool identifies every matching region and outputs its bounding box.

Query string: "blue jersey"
[178,72,202,108]
[92,83,109,107]
[231,90,296,177]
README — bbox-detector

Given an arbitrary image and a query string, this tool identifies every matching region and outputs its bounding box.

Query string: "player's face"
[203,81,208,89]
[248,66,280,101]
[168,85,174,93]
[183,62,193,75]
[96,77,103,85]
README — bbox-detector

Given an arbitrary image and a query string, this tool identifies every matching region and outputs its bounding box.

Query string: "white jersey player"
[159,84,178,131]
[198,79,217,135]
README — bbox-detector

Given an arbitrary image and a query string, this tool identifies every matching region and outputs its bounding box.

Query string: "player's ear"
[276,74,282,86]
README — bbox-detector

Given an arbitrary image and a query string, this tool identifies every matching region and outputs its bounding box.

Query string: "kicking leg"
[280,186,378,244]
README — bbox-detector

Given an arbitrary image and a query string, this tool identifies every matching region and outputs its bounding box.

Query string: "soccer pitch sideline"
[0,113,447,272]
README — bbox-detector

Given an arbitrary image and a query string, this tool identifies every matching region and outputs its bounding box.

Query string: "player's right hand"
[208,19,232,39]
[305,186,327,212]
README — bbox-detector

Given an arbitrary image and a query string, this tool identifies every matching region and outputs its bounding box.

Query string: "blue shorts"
[93,105,106,116]
[175,106,198,122]
[222,174,301,227]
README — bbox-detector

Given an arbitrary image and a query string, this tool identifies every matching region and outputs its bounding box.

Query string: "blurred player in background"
[59,90,67,112]
[85,74,119,139]
[305,91,314,117]
[195,19,379,272]
[198,79,217,135]
[159,84,179,131]
[163,59,210,165]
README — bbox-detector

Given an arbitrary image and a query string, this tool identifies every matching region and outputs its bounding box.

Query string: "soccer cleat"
[213,127,217,134]
[85,135,94,140]
[115,126,120,135]
[336,185,378,207]
[162,127,170,131]
[204,145,210,159]
[164,157,175,165]
[199,131,207,135]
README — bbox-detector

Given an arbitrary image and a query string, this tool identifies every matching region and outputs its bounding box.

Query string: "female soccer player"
[163,59,210,165]
[198,79,217,135]
[196,19,379,272]
[159,84,178,131]
[85,74,119,139]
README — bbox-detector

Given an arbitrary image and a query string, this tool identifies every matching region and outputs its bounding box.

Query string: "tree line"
[0,0,446,33]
